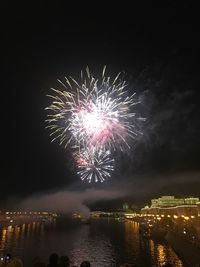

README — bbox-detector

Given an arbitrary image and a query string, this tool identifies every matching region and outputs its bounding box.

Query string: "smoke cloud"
[15,171,200,216]
[18,188,128,217]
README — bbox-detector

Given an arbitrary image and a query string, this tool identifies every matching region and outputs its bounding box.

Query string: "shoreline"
[165,231,200,267]
[0,218,46,228]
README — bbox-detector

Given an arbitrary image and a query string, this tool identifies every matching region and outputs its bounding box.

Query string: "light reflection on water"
[0,219,185,266]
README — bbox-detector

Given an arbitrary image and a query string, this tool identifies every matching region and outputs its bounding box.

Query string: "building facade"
[141,196,200,216]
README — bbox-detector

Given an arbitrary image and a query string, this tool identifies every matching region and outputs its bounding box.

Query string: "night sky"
[2,3,200,210]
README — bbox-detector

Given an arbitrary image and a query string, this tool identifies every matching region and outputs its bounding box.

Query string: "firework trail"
[45,66,145,182]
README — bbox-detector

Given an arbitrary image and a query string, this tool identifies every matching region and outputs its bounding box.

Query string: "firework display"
[75,148,114,183]
[45,67,144,182]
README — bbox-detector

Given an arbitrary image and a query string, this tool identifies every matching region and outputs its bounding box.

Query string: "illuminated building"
[123,203,129,212]
[141,196,200,216]
[197,202,200,216]
[151,196,185,208]
[141,205,150,213]
[184,197,199,205]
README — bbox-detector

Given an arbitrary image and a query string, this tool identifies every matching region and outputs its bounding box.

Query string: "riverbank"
[0,217,51,228]
[129,217,200,266]
[165,231,200,266]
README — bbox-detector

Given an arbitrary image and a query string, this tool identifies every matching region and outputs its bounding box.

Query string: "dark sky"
[2,2,200,208]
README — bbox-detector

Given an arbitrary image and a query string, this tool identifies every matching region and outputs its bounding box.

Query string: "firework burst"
[75,148,114,183]
[45,66,145,182]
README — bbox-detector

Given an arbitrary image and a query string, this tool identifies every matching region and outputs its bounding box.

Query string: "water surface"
[0,218,185,266]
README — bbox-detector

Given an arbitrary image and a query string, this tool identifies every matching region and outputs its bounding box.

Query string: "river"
[0,218,186,266]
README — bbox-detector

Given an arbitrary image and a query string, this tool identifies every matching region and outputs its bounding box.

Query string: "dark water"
[0,218,185,266]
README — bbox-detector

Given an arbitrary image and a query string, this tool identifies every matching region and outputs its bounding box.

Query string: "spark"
[45,66,145,182]
[75,148,114,183]
[45,67,144,151]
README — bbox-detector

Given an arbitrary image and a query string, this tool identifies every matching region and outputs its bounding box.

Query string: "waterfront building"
[151,196,185,208]
[141,205,149,214]
[197,202,200,216]
[185,197,199,205]
[123,203,129,212]
[141,196,200,216]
